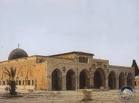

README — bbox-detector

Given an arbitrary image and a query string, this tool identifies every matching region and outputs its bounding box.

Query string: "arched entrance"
[66,69,76,90]
[52,69,62,91]
[108,71,116,89]
[127,72,134,88]
[119,72,125,89]
[94,68,106,89]
[79,69,90,89]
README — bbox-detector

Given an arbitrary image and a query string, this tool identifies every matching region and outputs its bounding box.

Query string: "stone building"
[0,48,135,92]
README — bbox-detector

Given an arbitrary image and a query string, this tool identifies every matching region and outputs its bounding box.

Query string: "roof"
[109,65,131,69]
[93,58,109,62]
[48,51,94,57]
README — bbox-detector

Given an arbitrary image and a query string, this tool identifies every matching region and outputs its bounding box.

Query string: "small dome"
[8,48,28,60]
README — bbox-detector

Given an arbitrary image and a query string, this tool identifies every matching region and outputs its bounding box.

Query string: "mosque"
[0,48,135,92]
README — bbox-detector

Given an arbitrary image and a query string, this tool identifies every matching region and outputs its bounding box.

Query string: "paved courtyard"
[0,89,139,103]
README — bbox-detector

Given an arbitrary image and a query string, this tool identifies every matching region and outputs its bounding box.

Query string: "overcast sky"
[0,0,138,66]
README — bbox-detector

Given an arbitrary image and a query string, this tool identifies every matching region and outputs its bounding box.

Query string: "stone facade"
[0,56,47,91]
[0,49,135,92]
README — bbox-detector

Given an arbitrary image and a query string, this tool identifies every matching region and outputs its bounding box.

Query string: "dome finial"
[18,43,20,48]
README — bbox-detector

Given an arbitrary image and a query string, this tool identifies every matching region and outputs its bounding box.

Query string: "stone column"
[62,74,66,91]
[116,77,119,89]
[105,72,109,89]
[105,77,109,89]
[124,76,127,86]
[48,75,52,91]
[76,68,79,91]
[76,75,78,90]
[104,69,109,89]
[90,73,94,88]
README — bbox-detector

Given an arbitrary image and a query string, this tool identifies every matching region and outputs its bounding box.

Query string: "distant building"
[0,48,135,92]
[132,60,139,88]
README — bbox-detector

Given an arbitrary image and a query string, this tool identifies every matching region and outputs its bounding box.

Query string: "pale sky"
[0,0,139,66]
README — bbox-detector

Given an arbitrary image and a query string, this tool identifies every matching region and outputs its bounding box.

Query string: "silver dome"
[8,48,28,60]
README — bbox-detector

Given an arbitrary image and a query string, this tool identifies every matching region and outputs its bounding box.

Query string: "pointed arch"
[66,69,76,90]
[52,69,62,91]
[108,71,116,89]
[79,69,90,89]
[94,68,106,89]
[127,72,134,88]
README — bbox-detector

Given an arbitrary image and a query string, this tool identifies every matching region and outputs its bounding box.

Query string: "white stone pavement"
[0,89,138,103]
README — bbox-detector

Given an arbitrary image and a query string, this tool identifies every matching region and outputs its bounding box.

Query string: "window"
[19,80,21,85]
[97,62,102,66]
[135,81,136,86]
[92,64,96,68]
[104,65,107,68]
[79,57,88,63]
[36,58,45,63]
[28,80,30,85]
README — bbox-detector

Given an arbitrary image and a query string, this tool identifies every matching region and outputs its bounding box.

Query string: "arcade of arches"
[51,68,134,91]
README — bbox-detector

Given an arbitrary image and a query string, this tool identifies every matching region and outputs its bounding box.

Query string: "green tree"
[4,67,17,95]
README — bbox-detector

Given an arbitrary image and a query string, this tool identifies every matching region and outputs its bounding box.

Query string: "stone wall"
[0,56,47,91]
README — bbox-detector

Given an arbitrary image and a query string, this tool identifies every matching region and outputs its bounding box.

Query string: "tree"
[4,67,17,95]
[132,60,139,76]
